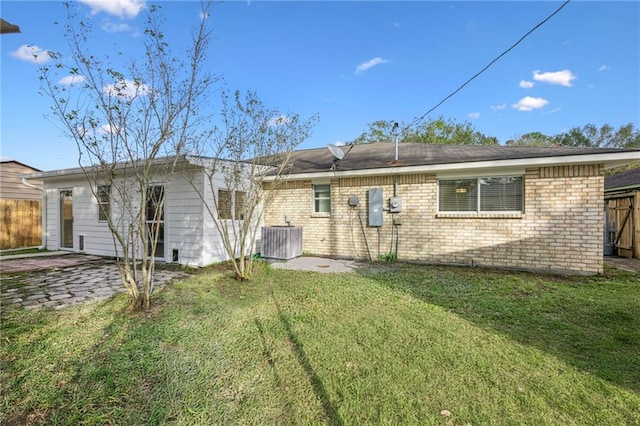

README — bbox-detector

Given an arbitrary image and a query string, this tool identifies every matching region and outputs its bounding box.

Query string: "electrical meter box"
[389,196,402,213]
[368,188,383,227]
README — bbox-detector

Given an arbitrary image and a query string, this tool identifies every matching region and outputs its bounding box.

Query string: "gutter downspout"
[21,177,46,250]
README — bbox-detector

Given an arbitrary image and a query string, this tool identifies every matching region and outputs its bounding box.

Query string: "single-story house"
[604,167,640,259]
[25,144,640,274]
[263,143,640,274]
[0,160,43,249]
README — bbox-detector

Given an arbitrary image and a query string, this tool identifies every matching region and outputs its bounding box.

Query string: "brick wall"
[264,164,604,274]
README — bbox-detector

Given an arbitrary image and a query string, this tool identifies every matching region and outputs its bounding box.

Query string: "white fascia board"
[265,151,640,182]
[23,166,86,180]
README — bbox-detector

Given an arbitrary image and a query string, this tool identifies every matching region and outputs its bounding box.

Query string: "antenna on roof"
[327,144,345,160]
[327,143,356,171]
[327,143,345,170]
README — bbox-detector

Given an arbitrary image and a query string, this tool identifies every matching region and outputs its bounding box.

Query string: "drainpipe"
[21,177,46,250]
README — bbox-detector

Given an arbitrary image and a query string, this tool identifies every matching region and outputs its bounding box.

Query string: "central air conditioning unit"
[261,226,303,260]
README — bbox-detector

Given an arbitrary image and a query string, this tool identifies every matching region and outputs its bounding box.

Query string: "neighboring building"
[0,160,42,199]
[604,168,640,259]
[0,160,43,249]
[263,143,640,274]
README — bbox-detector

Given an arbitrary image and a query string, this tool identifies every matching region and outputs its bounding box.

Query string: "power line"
[401,0,571,135]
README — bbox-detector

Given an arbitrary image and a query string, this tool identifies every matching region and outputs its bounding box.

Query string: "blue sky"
[1,1,638,171]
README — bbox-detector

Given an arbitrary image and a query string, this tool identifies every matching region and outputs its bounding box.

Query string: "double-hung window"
[313,184,331,214]
[218,189,232,219]
[97,185,110,221]
[438,176,523,213]
[218,189,246,220]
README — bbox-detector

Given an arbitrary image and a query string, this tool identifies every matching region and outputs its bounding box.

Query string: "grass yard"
[1,262,639,425]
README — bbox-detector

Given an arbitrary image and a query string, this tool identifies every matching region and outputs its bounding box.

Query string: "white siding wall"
[41,167,249,267]
[44,186,59,250]
[165,173,204,267]
[201,172,230,265]
[43,177,113,255]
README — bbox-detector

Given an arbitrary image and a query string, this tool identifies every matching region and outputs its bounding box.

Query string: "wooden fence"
[605,191,639,259]
[0,199,42,250]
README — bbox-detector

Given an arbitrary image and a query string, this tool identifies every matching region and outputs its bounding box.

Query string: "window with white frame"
[438,176,523,213]
[218,189,232,219]
[313,184,331,214]
[97,185,110,221]
[218,189,246,220]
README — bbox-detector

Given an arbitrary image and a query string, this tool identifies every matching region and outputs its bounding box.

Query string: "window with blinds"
[439,176,523,213]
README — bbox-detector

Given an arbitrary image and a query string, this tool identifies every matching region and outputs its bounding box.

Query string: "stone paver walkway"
[1,256,189,312]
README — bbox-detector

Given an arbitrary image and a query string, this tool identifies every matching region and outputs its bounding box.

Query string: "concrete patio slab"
[268,256,364,273]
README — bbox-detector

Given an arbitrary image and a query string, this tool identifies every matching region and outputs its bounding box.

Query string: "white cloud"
[103,79,150,99]
[467,112,480,120]
[532,69,577,87]
[355,57,390,75]
[511,96,549,112]
[101,21,133,33]
[598,64,611,71]
[392,21,401,28]
[99,123,121,134]
[10,45,52,64]
[490,104,507,111]
[78,0,145,18]
[58,75,87,86]
[267,115,290,127]
[587,83,597,89]
[519,80,534,89]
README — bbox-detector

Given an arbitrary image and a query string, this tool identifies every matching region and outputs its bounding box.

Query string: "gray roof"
[605,167,640,191]
[276,143,639,175]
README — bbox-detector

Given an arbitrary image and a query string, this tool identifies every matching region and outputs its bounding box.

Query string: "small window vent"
[79,235,85,251]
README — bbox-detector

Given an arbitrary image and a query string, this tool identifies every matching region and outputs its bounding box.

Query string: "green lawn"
[2,262,639,425]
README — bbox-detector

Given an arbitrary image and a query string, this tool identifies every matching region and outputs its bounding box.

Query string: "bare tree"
[37,2,216,310]
[188,90,317,280]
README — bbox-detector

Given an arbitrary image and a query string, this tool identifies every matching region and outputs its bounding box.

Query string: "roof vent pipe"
[393,122,399,161]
